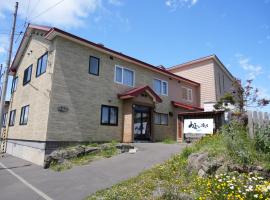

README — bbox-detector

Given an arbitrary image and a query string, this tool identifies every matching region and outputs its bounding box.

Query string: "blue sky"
[0,0,269,111]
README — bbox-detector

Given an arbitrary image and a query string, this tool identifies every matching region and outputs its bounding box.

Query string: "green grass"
[87,122,270,200]
[50,141,119,172]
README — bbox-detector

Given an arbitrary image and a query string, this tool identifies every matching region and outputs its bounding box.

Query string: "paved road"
[0,143,187,200]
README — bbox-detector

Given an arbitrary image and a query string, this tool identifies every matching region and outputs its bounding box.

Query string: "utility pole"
[0,2,18,135]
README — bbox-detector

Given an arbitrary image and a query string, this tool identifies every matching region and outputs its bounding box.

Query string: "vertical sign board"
[184,118,214,135]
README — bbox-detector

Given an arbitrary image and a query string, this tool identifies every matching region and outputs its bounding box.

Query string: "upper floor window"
[153,79,168,96]
[100,105,118,126]
[23,65,32,85]
[20,105,29,125]
[154,112,168,126]
[36,52,48,77]
[89,56,100,76]
[182,87,193,102]
[2,113,7,127]
[11,76,18,93]
[115,66,134,87]
[9,110,16,126]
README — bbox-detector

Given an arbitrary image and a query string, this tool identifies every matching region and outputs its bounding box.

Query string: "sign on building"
[184,118,214,134]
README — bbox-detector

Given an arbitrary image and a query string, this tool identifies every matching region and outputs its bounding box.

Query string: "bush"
[221,121,255,165]
[255,126,270,154]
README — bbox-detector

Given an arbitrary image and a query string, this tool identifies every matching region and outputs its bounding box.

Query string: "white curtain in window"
[115,67,122,83]
[154,79,161,94]
[162,81,167,95]
[123,69,133,86]
[110,108,117,124]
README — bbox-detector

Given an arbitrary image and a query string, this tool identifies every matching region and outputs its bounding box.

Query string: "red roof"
[10,24,200,86]
[172,101,204,111]
[43,27,200,86]
[118,85,162,103]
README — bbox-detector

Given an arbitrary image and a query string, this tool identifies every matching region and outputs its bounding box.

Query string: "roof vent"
[97,43,104,47]
[157,65,166,70]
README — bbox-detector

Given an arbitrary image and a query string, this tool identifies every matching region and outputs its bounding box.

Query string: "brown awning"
[118,85,162,103]
[172,101,204,111]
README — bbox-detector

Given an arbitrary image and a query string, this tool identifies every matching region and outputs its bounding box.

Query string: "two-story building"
[168,55,235,110]
[1,24,203,165]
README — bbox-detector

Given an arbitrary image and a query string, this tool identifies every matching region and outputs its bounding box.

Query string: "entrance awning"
[118,85,162,103]
[172,101,204,111]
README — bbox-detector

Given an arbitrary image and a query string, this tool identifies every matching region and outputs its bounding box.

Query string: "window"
[20,105,29,125]
[2,113,7,127]
[153,79,168,95]
[9,110,16,126]
[114,66,134,87]
[101,105,118,126]
[154,113,168,125]
[36,52,48,77]
[11,76,18,93]
[23,65,32,85]
[89,56,100,75]
[182,87,193,102]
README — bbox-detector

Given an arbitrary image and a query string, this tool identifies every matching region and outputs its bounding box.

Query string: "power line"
[15,31,24,43]
[24,0,31,27]
[28,0,66,23]
[27,0,41,20]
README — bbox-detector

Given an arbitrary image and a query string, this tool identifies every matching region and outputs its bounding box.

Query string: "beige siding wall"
[6,32,54,142]
[47,37,200,142]
[170,60,216,107]
[213,62,234,100]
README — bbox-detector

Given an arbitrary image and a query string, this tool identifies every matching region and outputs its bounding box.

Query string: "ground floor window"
[20,105,29,125]
[100,105,118,126]
[154,112,168,125]
[9,110,16,126]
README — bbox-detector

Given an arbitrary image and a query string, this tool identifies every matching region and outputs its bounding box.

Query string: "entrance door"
[133,105,151,141]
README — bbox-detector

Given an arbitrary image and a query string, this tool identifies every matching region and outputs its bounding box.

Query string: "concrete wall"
[47,37,200,143]
[170,60,216,107]
[4,30,54,165]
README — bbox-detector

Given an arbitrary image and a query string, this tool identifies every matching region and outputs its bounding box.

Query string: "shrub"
[221,121,255,165]
[254,126,270,154]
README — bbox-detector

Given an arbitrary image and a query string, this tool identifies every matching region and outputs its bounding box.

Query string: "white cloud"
[0,0,124,29]
[0,35,9,56]
[165,0,198,9]
[236,54,263,80]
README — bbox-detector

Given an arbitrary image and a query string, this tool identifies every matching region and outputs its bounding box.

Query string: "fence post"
[248,111,254,139]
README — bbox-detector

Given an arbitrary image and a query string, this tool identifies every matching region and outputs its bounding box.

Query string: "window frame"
[182,86,193,102]
[100,105,118,126]
[11,76,18,93]
[89,56,100,76]
[114,65,135,87]
[154,112,169,126]
[153,78,168,96]
[8,110,16,127]
[23,64,33,86]
[36,52,48,77]
[19,105,30,125]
